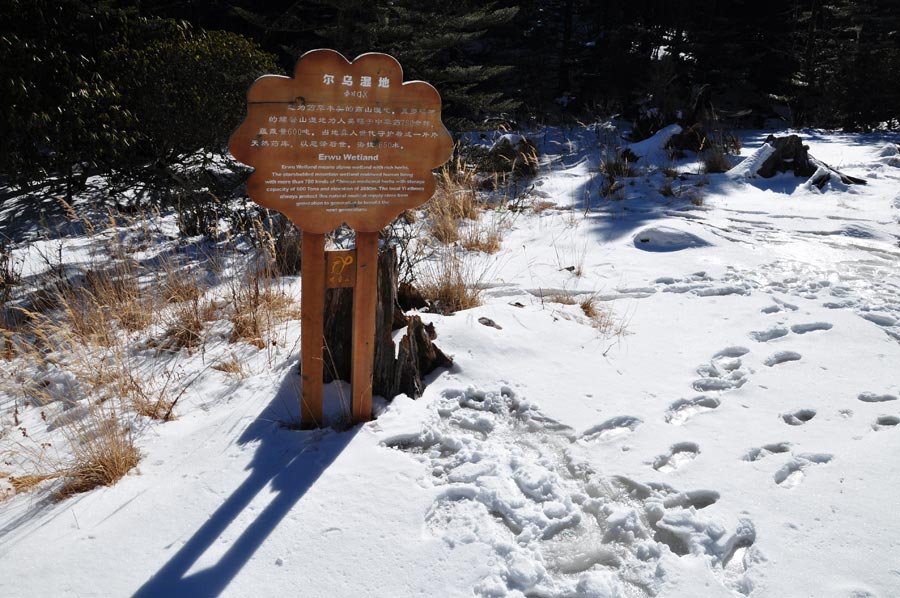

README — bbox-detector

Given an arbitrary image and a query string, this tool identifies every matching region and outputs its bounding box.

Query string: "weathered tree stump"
[320,246,451,399]
[759,134,866,187]
[758,134,815,178]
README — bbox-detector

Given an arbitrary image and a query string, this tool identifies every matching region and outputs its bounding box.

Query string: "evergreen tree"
[0,0,276,192]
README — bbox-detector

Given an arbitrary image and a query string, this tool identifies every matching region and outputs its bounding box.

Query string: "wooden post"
[300,232,326,427]
[351,231,379,422]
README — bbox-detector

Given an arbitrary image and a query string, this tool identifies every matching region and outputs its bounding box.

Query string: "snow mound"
[625,124,682,165]
[873,143,900,167]
[875,143,899,158]
[726,143,776,179]
[633,226,711,252]
[799,166,850,193]
[490,133,527,152]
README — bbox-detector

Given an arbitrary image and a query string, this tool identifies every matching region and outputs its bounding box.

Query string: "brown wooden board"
[229,49,454,234]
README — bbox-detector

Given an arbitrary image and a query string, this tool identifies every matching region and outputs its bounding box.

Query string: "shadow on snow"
[131,368,357,598]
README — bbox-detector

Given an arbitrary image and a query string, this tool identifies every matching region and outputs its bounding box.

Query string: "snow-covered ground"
[2,127,900,597]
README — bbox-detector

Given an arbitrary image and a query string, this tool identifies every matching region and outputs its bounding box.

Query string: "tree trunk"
[321,245,451,399]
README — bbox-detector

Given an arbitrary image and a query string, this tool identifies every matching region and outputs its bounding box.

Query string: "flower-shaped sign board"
[229,49,454,233]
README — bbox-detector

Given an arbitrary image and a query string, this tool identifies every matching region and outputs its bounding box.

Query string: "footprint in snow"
[857,392,897,403]
[742,442,791,462]
[652,442,700,473]
[760,298,799,315]
[782,409,816,426]
[693,347,750,392]
[581,416,642,442]
[790,322,833,334]
[665,396,721,426]
[860,312,897,327]
[774,454,833,488]
[764,351,802,367]
[749,326,789,342]
[872,415,900,431]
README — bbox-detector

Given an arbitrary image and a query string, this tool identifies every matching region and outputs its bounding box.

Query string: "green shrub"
[0,0,277,199]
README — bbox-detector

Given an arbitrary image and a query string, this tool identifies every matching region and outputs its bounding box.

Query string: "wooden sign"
[229,49,454,234]
[229,49,453,427]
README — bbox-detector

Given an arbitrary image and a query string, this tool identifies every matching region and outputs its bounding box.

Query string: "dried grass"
[57,410,140,498]
[460,213,505,254]
[531,200,557,213]
[228,261,300,348]
[0,200,312,500]
[579,294,630,338]
[659,179,675,197]
[212,356,244,376]
[418,252,483,314]
[546,292,577,305]
[702,147,732,174]
[426,161,482,243]
[8,472,59,494]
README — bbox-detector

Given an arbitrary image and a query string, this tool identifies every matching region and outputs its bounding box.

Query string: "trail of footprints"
[384,307,898,596]
[385,388,758,597]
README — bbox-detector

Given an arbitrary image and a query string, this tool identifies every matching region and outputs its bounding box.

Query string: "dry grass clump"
[579,294,629,338]
[659,179,676,197]
[212,356,244,376]
[426,162,481,243]
[598,149,635,198]
[7,472,59,495]
[546,292,577,305]
[418,253,483,314]
[702,146,732,174]
[161,267,204,305]
[531,199,557,214]
[461,227,502,254]
[661,164,679,178]
[228,261,300,348]
[580,295,599,318]
[161,298,207,351]
[460,213,506,254]
[57,411,140,498]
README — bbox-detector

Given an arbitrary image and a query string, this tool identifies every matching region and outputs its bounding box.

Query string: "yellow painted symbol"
[330,255,354,285]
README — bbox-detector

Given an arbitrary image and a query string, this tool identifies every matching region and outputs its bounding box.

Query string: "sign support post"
[350,230,379,422]
[229,49,453,426]
[300,232,326,428]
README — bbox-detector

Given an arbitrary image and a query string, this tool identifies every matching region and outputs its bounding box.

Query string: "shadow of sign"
[132,368,357,598]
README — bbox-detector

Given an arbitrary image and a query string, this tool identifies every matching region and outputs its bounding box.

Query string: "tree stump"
[320,245,452,399]
[759,134,866,187]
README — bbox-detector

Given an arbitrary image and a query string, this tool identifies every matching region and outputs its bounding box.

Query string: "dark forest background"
[2,0,899,191]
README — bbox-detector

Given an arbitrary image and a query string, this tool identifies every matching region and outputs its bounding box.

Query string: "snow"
[625,124,682,165]
[726,143,775,179]
[2,126,900,597]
